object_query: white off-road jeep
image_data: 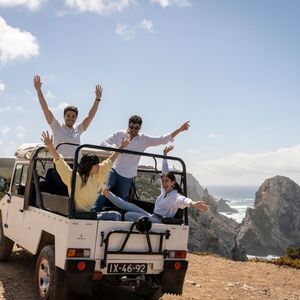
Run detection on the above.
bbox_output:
[0,143,190,300]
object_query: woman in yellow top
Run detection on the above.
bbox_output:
[41,131,129,212]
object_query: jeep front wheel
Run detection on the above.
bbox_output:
[35,245,67,300]
[0,214,14,261]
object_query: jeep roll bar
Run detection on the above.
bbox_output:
[31,143,189,224]
[70,144,189,224]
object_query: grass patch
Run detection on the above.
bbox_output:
[250,248,300,269]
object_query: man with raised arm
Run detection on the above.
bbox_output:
[92,115,190,211]
[34,75,102,157]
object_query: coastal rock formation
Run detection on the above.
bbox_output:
[237,176,300,256]
[188,190,247,261]
[216,198,239,214]
[186,173,205,199]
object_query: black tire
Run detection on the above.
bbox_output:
[0,214,14,261]
[35,245,67,300]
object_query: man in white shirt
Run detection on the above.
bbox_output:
[34,75,103,195]
[34,75,102,157]
[92,115,190,212]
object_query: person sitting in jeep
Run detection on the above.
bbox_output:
[41,131,129,212]
[92,115,191,212]
[102,146,209,223]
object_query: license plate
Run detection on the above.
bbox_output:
[107,263,148,274]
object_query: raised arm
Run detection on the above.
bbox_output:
[190,200,209,211]
[108,135,130,163]
[41,131,59,161]
[82,84,102,131]
[34,75,54,124]
[171,121,190,139]
[97,136,130,182]
[176,195,209,212]
[162,145,173,174]
[41,131,73,187]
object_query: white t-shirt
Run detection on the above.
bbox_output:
[50,118,84,158]
[101,130,174,178]
[154,189,193,218]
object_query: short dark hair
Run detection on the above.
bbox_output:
[128,115,143,126]
[64,106,78,117]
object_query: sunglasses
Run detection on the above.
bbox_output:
[128,124,141,131]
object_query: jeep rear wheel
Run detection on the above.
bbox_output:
[35,245,67,300]
[0,214,14,261]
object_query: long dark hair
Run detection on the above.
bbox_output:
[78,154,99,188]
[161,172,183,195]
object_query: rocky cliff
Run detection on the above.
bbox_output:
[237,176,300,256]
[216,199,239,213]
[188,189,246,261]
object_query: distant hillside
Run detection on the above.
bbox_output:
[0,158,15,179]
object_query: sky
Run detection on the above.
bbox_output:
[1,0,300,187]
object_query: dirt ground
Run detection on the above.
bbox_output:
[0,249,299,300]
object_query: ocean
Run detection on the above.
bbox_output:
[206,185,258,223]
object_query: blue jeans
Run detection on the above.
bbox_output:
[97,211,122,221]
[106,192,162,224]
[91,169,132,212]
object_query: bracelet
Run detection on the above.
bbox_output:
[95,98,101,102]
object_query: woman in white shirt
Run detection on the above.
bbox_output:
[102,146,208,223]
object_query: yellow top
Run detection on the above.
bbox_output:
[54,156,112,211]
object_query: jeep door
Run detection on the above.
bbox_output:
[5,163,28,242]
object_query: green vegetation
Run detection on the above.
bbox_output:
[252,248,300,269]
[271,248,300,269]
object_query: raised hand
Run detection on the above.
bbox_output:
[179,121,190,132]
[163,145,174,156]
[41,131,53,147]
[171,121,190,138]
[120,134,131,149]
[33,75,42,90]
[40,131,59,160]
[192,201,209,212]
[95,84,103,100]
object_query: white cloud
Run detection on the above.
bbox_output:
[0,139,2,145]
[116,19,154,40]
[16,126,27,141]
[45,90,56,100]
[0,0,45,10]
[0,16,39,64]
[0,106,24,113]
[190,145,300,185]
[16,126,26,132]
[151,0,191,8]
[208,133,219,139]
[50,102,70,113]
[1,126,11,137]
[64,0,134,15]
[187,148,200,154]
[0,81,5,93]
[0,105,11,113]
